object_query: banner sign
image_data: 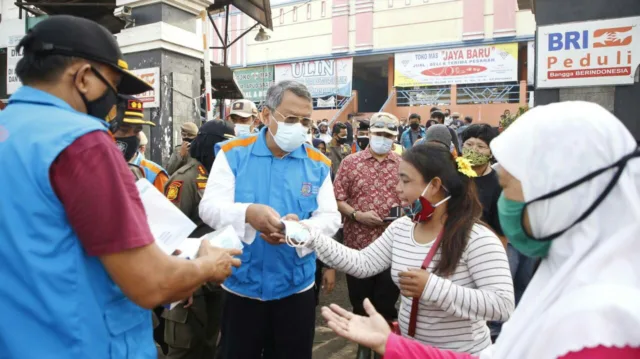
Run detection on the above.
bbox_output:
[316,96,336,108]
[7,46,24,95]
[537,16,640,88]
[130,67,160,108]
[394,43,518,87]
[233,66,274,102]
[274,58,353,98]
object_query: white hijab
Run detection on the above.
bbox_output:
[482,101,640,359]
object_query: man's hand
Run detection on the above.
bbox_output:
[323,269,336,294]
[398,268,430,298]
[247,204,285,245]
[196,240,242,283]
[261,213,299,245]
[356,211,384,227]
[183,295,194,308]
[179,141,190,157]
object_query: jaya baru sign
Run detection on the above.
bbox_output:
[233,66,274,102]
[537,16,640,88]
[394,43,518,87]
[274,58,353,98]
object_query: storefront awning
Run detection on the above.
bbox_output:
[207,0,272,30]
[210,63,243,100]
[14,0,124,33]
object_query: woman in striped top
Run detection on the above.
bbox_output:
[303,143,514,354]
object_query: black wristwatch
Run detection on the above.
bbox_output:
[350,210,358,221]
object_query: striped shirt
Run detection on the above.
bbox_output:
[310,217,514,354]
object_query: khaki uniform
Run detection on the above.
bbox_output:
[163,157,224,359]
[166,145,190,176]
[326,142,352,177]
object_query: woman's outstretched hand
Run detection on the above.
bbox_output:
[321,298,391,355]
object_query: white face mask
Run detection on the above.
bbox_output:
[370,135,393,154]
[235,124,252,137]
[269,115,308,153]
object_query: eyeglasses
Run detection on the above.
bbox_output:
[272,109,312,127]
[370,121,398,132]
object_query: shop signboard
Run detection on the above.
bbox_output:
[537,16,640,88]
[394,43,518,87]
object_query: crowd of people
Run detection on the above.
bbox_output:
[1,14,639,359]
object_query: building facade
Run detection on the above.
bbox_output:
[209,0,536,125]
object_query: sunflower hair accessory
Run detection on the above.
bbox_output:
[456,157,477,178]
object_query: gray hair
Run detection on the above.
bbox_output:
[265,80,312,110]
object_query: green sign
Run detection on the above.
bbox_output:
[233,66,274,102]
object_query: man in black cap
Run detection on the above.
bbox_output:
[163,120,236,359]
[0,15,241,359]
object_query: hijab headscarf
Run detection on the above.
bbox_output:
[483,101,640,359]
[190,120,235,172]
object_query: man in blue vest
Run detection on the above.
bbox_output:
[200,80,341,359]
[0,15,241,359]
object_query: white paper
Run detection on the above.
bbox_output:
[170,226,243,309]
[136,179,196,255]
[176,225,243,260]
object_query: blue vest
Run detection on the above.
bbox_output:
[0,87,155,358]
[215,129,330,300]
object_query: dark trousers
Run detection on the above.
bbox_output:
[346,268,399,321]
[218,289,316,359]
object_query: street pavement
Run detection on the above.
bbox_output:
[312,271,358,359]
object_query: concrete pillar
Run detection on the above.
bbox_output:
[115,0,211,166]
[519,81,527,105]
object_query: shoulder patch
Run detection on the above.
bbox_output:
[166,181,183,203]
[196,181,207,190]
[197,165,207,177]
[305,146,331,167]
[220,136,258,153]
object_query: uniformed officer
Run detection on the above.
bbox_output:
[227,99,258,136]
[162,120,236,359]
[126,109,170,192]
[199,80,341,359]
[111,94,155,180]
[167,122,199,175]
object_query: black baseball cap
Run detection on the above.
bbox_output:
[17,15,152,95]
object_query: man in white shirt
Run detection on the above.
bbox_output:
[199,80,341,359]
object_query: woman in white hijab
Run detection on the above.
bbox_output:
[320,101,640,359]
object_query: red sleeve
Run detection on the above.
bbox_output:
[559,346,640,359]
[333,156,352,202]
[50,131,155,256]
[384,334,478,359]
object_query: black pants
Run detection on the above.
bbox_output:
[218,289,316,359]
[346,268,399,321]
